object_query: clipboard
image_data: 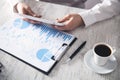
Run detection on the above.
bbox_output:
[0,17,77,75]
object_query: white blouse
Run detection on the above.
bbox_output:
[9,0,120,27]
[79,0,120,27]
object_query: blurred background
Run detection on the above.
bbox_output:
[38,0,101,9]
[0,0,101,25]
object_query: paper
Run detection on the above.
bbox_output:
[0,18,76,73]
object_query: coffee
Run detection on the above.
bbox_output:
[94,44,111,57]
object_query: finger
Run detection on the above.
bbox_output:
[33,14,41,18]
[17,8,25,14]
[23,18,35,23]
[27,7,36,16]
[23,18,41,24]
[57,14,71,23]
[54,22,68,30]
[27,7,41,17]
[54,18,74,31]
[23,18,32,22]
[30,20,41,24]
[54,25,70,31]
[27,8,42,19]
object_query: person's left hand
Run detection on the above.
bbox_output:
[14,2,41,24]
[54,13,84,31]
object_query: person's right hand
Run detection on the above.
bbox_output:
[14,2,41,24]
[54,13,84,31]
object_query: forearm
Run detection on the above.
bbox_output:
[79,0,120,27]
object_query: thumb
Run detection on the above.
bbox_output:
[27,7,36,16]
[57,14,71,23]
[27,8,41,18]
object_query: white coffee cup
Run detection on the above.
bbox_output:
[93,42,116,66]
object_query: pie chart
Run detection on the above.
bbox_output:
[13,18,30,29]
[36,49,53,62]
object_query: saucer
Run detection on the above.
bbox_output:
[84,50,117,74]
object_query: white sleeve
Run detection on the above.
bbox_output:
[6,0,25,13]
[7,0,24,7]
[79,0,120,27]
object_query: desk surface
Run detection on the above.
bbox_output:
[0,0,120,80]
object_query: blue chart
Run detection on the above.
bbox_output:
[0,18,76,73]
[36,49,53,62]
[35,24,73,41]
[13,18,74,41]
[13,18,30,29]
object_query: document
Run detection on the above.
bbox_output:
[0,17,76,74]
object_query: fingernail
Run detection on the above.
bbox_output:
[33,14,37,17]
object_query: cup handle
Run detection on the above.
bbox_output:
[112,47,116,53]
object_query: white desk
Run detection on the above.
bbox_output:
[0,0,120,80]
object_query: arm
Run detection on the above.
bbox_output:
[79,0,120,27]
[55,0,120,31]
[8,0,41,24]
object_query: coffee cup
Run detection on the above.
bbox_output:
[93,42,116,66]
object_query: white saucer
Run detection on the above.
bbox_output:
[84,50,117,74]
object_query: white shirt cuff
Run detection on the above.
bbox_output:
[78,10,97,27]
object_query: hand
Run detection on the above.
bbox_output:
[54,13,84,31]
[14,2,41,24]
